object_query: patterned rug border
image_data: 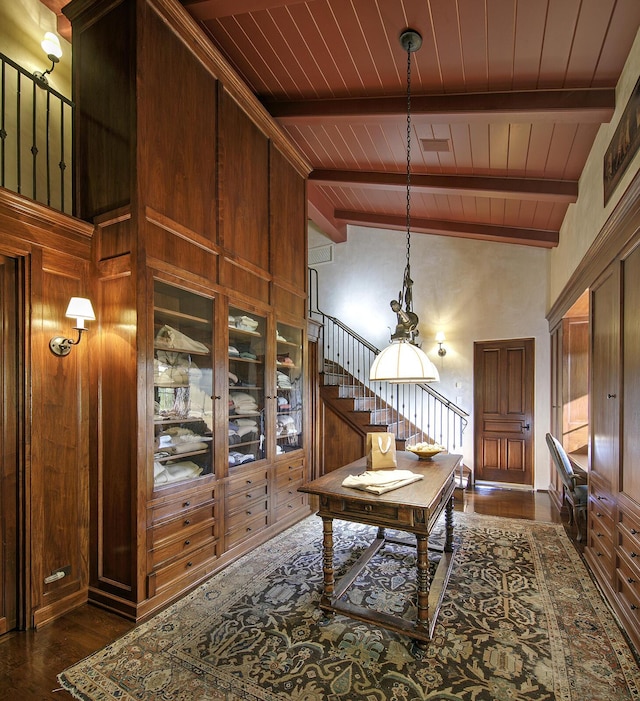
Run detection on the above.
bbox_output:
[58,511,640,701]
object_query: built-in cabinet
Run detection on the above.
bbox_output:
[64,0,311,621]
[548,171,640,654]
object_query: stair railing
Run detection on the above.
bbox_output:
[0,52,74,214]
[309,268,468,454]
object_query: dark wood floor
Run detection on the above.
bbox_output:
[1,486,571,700]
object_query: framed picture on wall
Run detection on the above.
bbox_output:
[604,75,640,206]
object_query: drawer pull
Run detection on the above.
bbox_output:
[364,505,372,512]
[597,496,605,501]
[628,577,636,584]
[246,493,253,498]
[597,552,602,557]
[184,519,191,525]
[183,501,191,507]
[246,480,252,485]
[632,529,638,535]
[631,552,638,558]
[596,512,602,517]
[184,540,190,546]
[246,527,252,532]
[187,561,193,567]
[597,532,603,538]
[607,393,617,399]
[246,510,252,515]
[632,604,638,611]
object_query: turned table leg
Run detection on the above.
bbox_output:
[444,495,454,553]
[414,533,430,649]
[321,516,335,606]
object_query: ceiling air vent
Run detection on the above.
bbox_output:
[308,244,334,266]
[420,138,451,153]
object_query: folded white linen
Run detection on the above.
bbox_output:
[341,469,423,495]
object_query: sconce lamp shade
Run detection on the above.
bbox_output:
[66,297,95,328]
[41,32,62,61]
[370,339,440,383]
[435,331,446,343]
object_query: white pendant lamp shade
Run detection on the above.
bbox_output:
[370,339,440,383]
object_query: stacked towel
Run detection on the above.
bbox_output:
[341,470,423,495]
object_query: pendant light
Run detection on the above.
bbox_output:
[369,29,439,384]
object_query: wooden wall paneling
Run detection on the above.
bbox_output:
[562,316,589,453]
[0,255,19,634]
[589,263,620,495]
[69,0,133,221]
[621,241,640,504]
[140,7,218,242]
[92,266,139,604]
[32,251,91,627]
[219,255,270,304]
[143,210,219,286]
[219,91,269,271]
[321,404,365,474]
[269,145,308,295]
[549,323,562,500]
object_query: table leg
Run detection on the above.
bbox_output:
[321,517,334,606]
[444,495,454,553]
[415,533,430,649]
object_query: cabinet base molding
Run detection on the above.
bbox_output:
[32,589,89,629]
[89,508,312,623]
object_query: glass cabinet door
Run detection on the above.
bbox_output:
[275,321,303,454]
[228,306,266,467]
[153,280,214,488]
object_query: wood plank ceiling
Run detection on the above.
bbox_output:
[49,0,640,247]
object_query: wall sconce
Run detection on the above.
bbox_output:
[49,297,96,357]
[33,32,63,86]
[436,331,447,357]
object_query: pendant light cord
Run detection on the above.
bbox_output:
[403,35,414,315]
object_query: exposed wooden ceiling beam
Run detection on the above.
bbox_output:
[307,183,347,243]
[181,0,307,21]
[265,88,615,124]
[311,170,578,203]
[334,210,559,248]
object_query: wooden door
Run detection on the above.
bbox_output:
[474,338,535,486]
[0,255,18,634]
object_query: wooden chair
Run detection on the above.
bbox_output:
[546,433,588,541]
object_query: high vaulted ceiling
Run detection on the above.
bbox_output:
[47,0,640,247]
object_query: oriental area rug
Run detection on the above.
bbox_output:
[58,512,640,701]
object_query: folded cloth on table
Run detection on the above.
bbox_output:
[341,469,423,495]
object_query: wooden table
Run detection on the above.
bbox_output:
[298,451,461,652]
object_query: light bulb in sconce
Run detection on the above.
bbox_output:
[33,32,63,86]
[435,331,447,357]
[49,297,96,356]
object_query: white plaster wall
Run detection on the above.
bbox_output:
[310,226,551,490]
[549,27,640,305]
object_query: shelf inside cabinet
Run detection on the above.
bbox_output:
[228,325,261,338]
[155,306,210,326]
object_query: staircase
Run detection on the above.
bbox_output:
[310,269,471,489]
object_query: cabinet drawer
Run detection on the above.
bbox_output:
[589,474,615,519]
[227,470,269,496]
[276,465,304,491]
[618,525,640,563]
[589,493,615,533]
[151,503,216,547]
[277,479,303,505]
[276,493,307,521]
[226,511,269,548]
[226,498,269,530]
[150,488,216,525]
[276,458,304,479]
[226,481,269,513]
[150,524,217,568]
[151,541,219,594]
[616,562,640,631]
[619,508,640,543]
